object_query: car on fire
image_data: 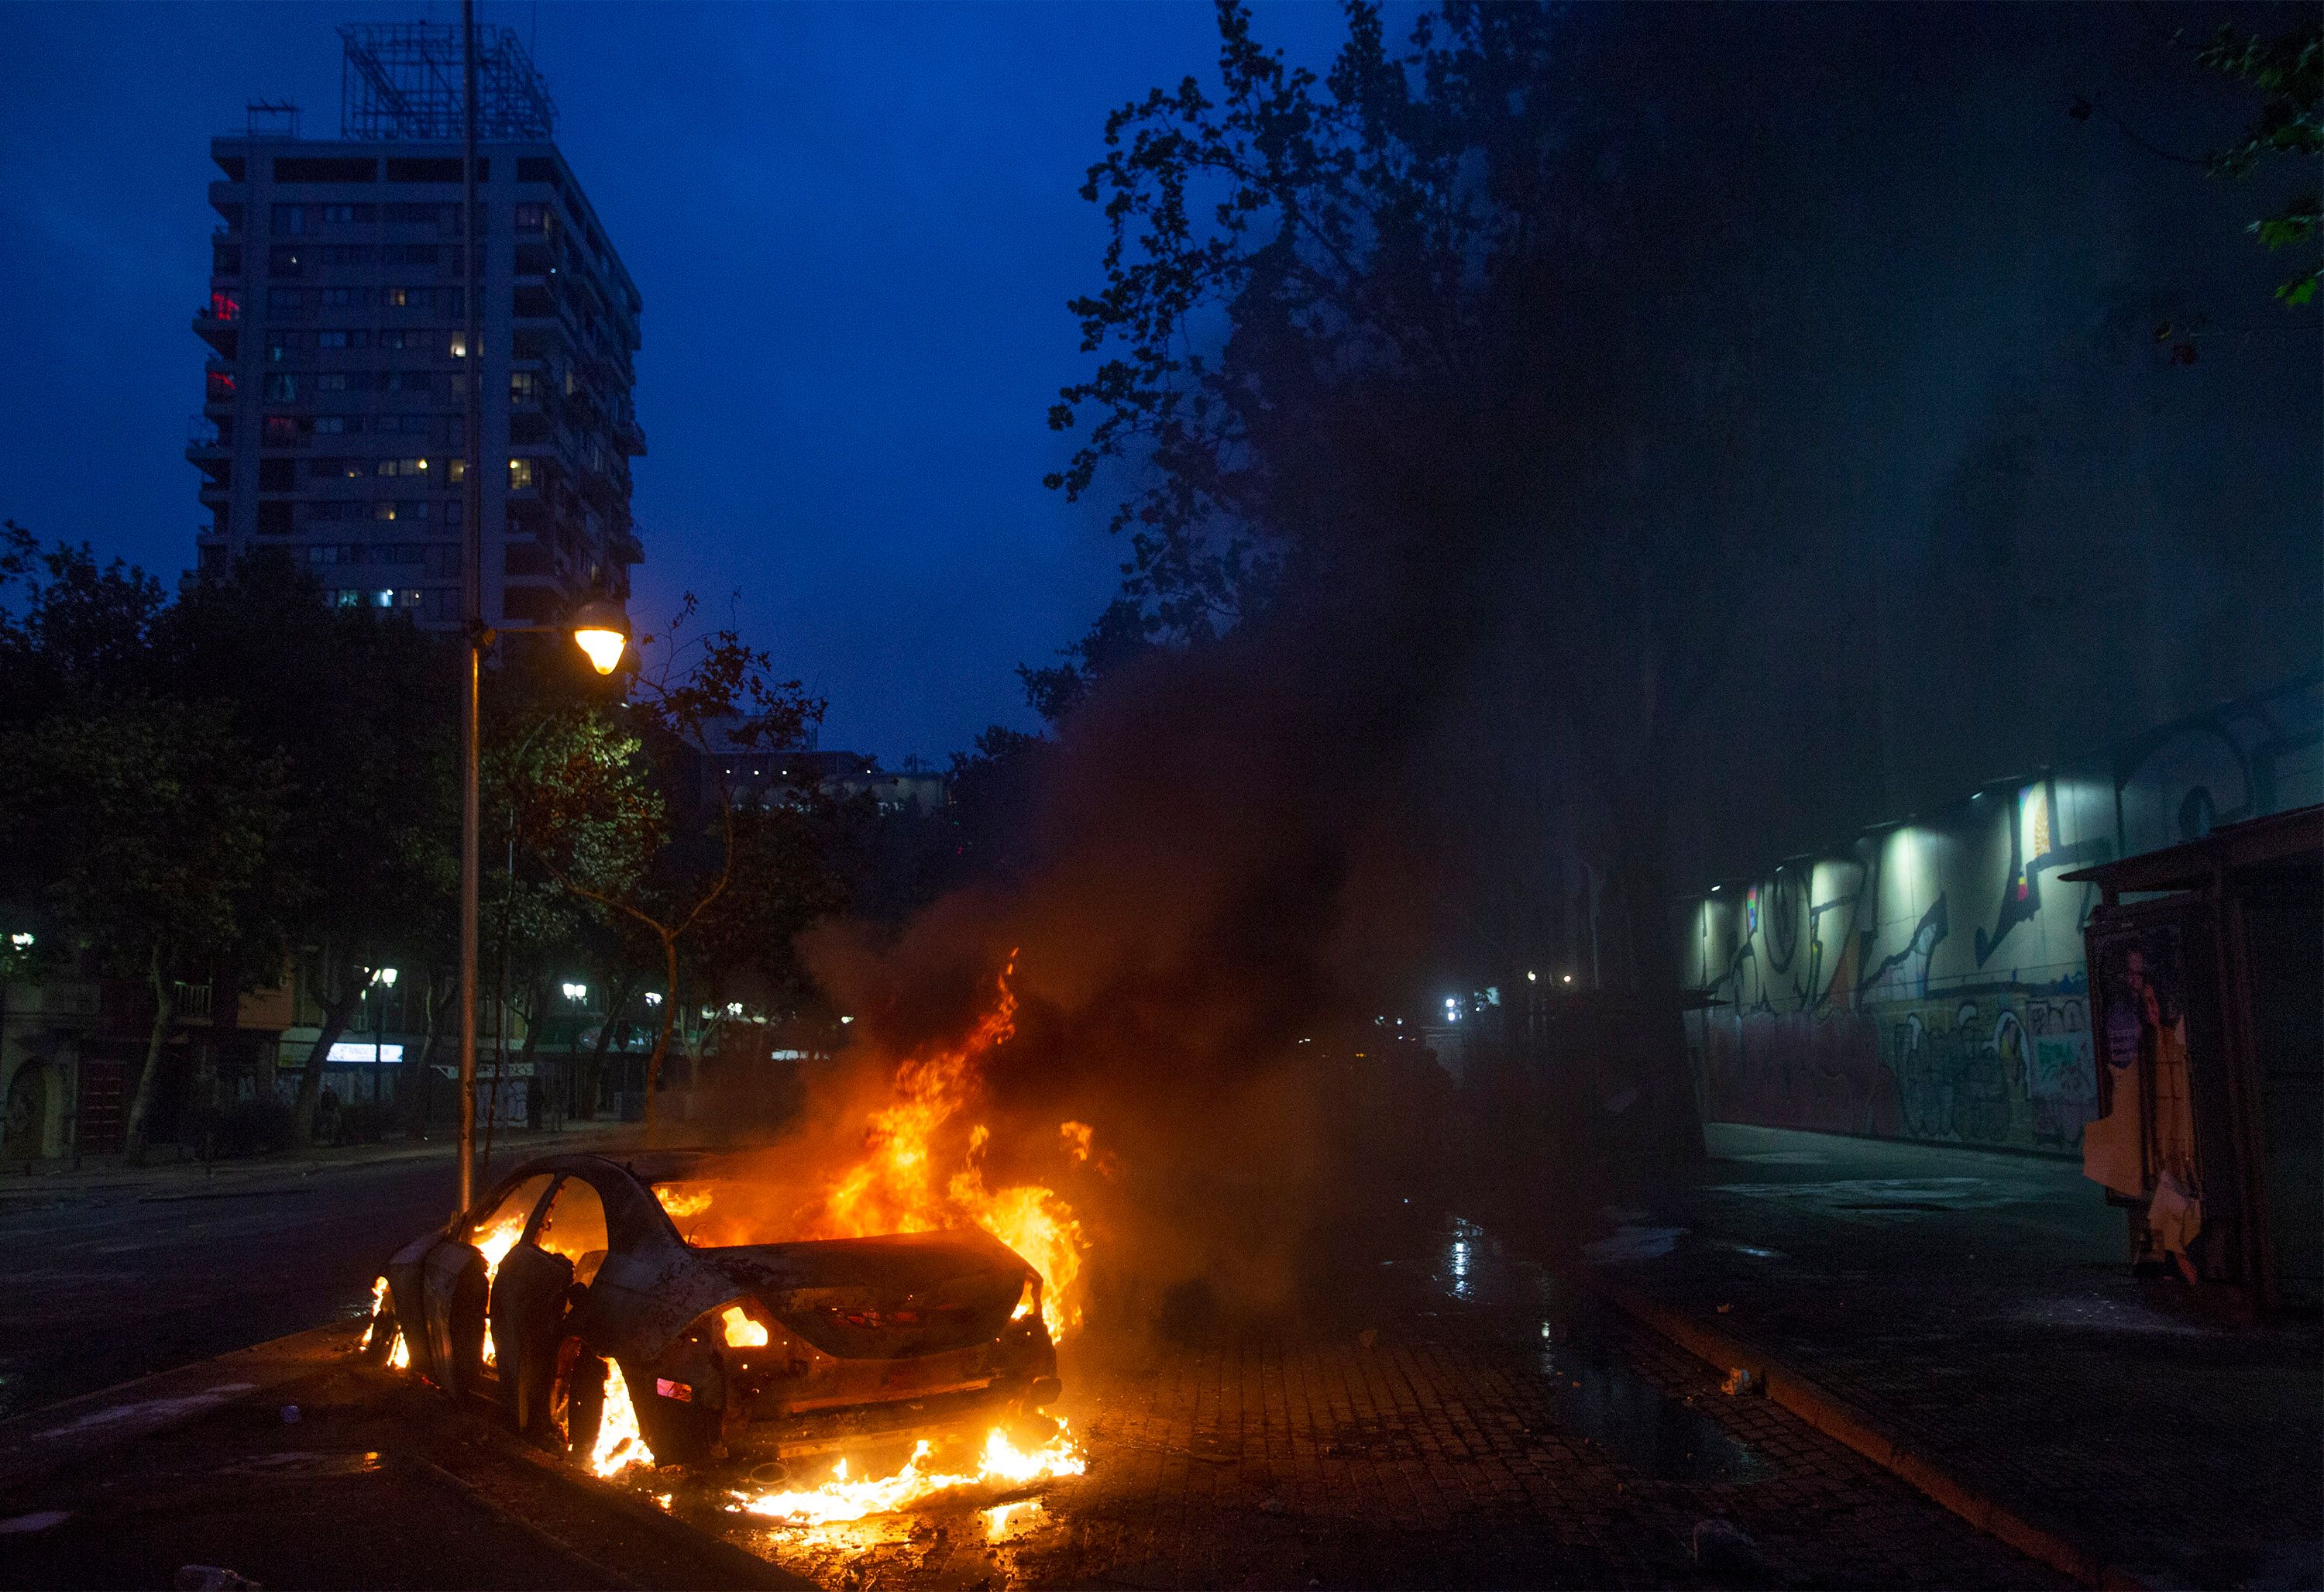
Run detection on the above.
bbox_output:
[363,1149,1061,1469]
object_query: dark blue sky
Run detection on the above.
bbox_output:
[0,2,1350,763]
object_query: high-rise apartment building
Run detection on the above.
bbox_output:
[190,23,643,627]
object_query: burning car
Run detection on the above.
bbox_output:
[363,1148,1062,1472]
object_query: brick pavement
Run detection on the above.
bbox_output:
[688,1219,2058,1590]
[1590,1124,2324,1590]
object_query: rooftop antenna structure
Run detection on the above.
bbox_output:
[338,20,555,142]
[246,100,302,138]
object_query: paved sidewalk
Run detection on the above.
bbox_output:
[0,1117,638,1207]
[1590,1123,2324,1590]
[675,1209,2057,1590]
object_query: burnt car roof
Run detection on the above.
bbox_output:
[483,1147,775,1191]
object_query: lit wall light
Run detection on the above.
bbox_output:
[643,992,663,1006]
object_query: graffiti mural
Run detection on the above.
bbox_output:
[1684,674,2320,1157]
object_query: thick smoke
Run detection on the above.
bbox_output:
[748,4,2317,1329]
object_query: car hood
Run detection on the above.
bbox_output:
[706,1229,1032,1360]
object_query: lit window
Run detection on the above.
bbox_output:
[508,458,535,490]
[261,373,295,402]
[374,502,397,521]
[445,458,466,482]
[334,588,361,608]
[509,371,538,401]
[383,287,410,308]
[449,333,467,359]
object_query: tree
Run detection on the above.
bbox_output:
[1044,0,1773,1164]
[511,599,822,1135]
[163,553,459,1149]
[0,703,283,1161]
[2200,19,2322,307]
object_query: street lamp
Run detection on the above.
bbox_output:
[569,598,631,677]
[456,601,631,1210]
[452,3,634,1209]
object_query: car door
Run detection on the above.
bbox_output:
[493,1171,610,1434]
[423,1171,553,1402]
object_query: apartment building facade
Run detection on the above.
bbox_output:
[189,25,643,627]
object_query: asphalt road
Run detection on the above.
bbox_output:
[0,1152,470,1421]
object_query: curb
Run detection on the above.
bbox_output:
[0,1318,364,1492]
[1597,1282,2148,1590]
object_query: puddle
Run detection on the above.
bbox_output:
[212,1449,386,1479]
[1535,1326,1768,1483]
[1583,1223,1687,1262]
[0,1511,71,1534]
[1425,1219,1769,1484]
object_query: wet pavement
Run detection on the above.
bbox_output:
[633,1209,2054,1590]
[1597,1123,2324,1591]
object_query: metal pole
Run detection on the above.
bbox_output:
[457,0,483,1215]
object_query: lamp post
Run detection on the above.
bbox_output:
[455,5,634,1214]
[454,602,627,1212]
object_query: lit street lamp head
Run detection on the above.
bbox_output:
[569,598,631,676]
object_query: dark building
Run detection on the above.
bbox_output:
[189,23,643,626]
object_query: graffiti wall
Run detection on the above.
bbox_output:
[1681,676,2322,1155]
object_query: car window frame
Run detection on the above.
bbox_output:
[531,1171,611,1264]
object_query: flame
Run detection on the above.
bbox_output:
[799,959,1092,1339]
[590,1360,654,1477]
[387,1329,410,1370]
[737,1418,1086,1525]
[1060,1122,1093,1163]
[655,1186,715,1220]
[360,1275,388,1350]
[473,1207,529,1370]
[720,1305,769,1348]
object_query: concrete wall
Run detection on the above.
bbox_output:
[1680,675,2323,1156]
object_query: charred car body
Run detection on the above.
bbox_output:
[366,1150,1061,1466]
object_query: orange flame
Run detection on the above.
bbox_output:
[473,1207,530,1370]
[735,1418,1086,1525]
[798,958,1093,1339]
[590,1360,653,1477]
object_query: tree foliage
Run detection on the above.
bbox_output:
[2200,18,2323,306]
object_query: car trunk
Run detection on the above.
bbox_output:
[703,1228,1029,1360]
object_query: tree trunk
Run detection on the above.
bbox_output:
[642,937,678,1138]
[409,970,448,1136]
[124,946,177,1166]
[290,956,362,1151]
[574,972,637,1122]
